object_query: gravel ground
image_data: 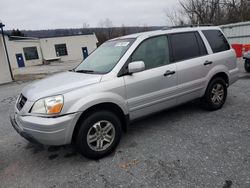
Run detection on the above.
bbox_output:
[0,68,249,188]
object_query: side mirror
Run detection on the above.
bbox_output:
[128,61,145,74]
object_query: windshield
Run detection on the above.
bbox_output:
[75,39,134,74]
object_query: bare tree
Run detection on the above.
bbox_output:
[103,18,113,28]
[179,0,224,25]
[82,22,90,28]
[224,0,250,23]
[98,18,113,28]
[174,0,250,26]
[121,24,127,36]
[10,29,25,36]
[165,7,187,26]
[98,18,114,39]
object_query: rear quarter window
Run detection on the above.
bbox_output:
[202,30,230,53]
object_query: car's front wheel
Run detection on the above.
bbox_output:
[201,77,227,111]
[76,110,122,159]
[245,59,250,73]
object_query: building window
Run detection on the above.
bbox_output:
[55,44,68,56]
[23,47,39,60]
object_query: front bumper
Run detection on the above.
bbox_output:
[10,112,81,145]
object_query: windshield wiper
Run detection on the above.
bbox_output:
[74,69,106,74]
[75,69,95,73]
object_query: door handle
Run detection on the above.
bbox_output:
[164,70,176,77]
[204,60,213,66]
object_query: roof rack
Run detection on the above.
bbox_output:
[162,24,213,30]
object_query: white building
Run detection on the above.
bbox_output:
[6,36,43,69]
[0,34,12,84]
[40,34,97,62]
[0,32,97,84]
[3,33,98,69]
[221,21,250,44]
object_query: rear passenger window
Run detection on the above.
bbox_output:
[131,36,170,70]
[170,32,205,62]
[202,30,230,53]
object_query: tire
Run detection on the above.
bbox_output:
[201,77,227,111]
[76,110,122,159]
[245,59,250,73]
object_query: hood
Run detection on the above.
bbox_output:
[22,71,102,101]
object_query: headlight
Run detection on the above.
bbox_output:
[31,95,64,115]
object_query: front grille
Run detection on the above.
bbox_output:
[16,94,27,111]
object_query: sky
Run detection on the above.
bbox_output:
[0,0,178,30]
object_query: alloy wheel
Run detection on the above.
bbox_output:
[87,120,116,152]
[210,83,225,105]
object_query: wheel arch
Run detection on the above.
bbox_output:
[71,102,129,143]
[201,70,229,97]
[209,72,229,86]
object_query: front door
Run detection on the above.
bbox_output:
[82,47,89,59]
[124,35,178,120]
[16,54,25,67]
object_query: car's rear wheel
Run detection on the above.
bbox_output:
[76,110,122,159]
[201,77,227,111]
[245,59,250,73]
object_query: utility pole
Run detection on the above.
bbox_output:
[0,21,14,81]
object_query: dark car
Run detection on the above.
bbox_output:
[243,52,250,72]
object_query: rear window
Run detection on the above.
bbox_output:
[170,32,206,62]
[202,30,230,53]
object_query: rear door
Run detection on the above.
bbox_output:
[124,35,178,120]
[169,31,210,104]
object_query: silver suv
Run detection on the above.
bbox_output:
[11,27,239,159]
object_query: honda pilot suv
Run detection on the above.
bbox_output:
[11,27,239,159]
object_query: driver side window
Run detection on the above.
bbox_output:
[131,35,170,70]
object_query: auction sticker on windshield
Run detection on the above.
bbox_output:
[115,42,130,47]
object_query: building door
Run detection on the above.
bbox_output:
[16,54,25,67]
[82,47,89,59]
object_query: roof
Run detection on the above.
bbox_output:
[220,21,250,28]
[38,32,96,39]
[0,32,9,36]
[3,33,96,41]
[115,26,221,40]
[8,36,39,41]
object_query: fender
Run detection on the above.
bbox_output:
[65,92,128,115]
[202,64,229,94]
